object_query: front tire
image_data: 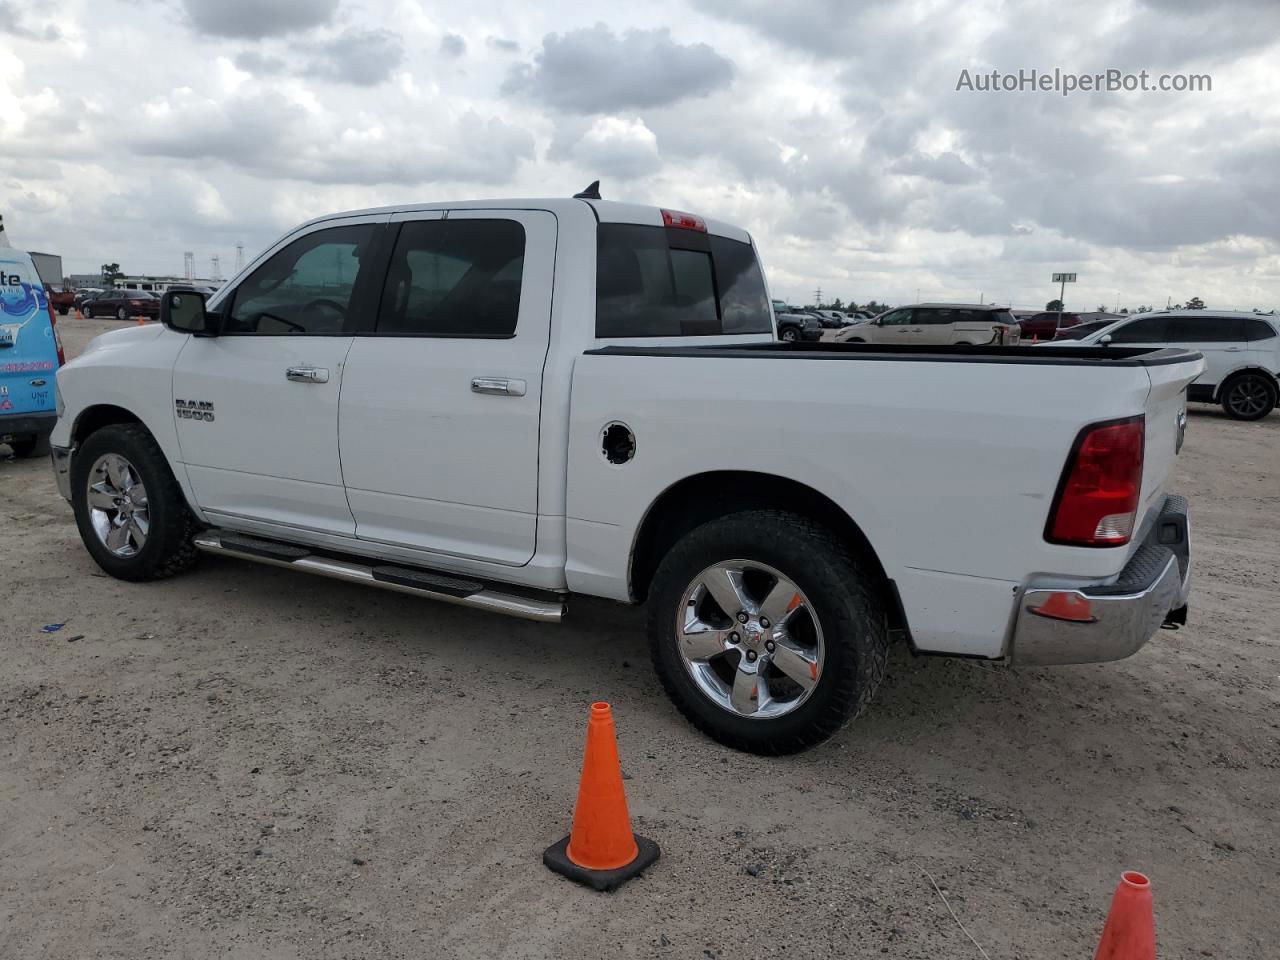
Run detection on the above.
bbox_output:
[780,327,799,343]
[116,306,127,321]
[71,424,199,581]
[1220,372,1277,421]
[647,510,889,754]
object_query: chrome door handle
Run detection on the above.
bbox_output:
[471,377,526,397]
[286,366,329,383]
[1225,347,1243,352]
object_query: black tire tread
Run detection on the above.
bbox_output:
[647,509,889,755]
[73,423,199,581]
[1219,372,1277,421]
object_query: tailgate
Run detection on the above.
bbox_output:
[1137,353,1204,536]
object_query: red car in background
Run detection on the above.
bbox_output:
[1019,311,1081,342]
[83,289,161,320]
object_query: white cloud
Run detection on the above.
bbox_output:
[0,0,1276,311]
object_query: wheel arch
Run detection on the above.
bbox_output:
[71,403,145,446]
[1213,365,1278,401]
[628,470,908,636]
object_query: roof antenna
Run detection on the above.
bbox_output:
[573,180,601,200]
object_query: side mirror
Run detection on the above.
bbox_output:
[162,291,218,336]
[1099,333,1113,346]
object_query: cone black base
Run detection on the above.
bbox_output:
[543,834,660,892]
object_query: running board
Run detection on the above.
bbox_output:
[192,531,565,623]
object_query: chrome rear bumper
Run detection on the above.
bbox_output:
[1011,495,1191,665]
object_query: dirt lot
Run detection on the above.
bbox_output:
[2,314,1277,959]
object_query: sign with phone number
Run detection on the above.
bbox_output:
[0,360,55,373]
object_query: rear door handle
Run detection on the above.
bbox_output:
[471,377,526,397]
[286,366,329,383]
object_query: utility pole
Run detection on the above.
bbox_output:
[234,243,245,273]
[813,286,822,307]
[211,255,222,282]
[183,251,194,281]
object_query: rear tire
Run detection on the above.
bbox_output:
[8,434,49,458]
[1220,372,1277,421]
[71,424,199,581]
[647,509,889,754]
[57,305,69,316]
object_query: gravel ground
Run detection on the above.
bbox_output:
[2,314,1277,959]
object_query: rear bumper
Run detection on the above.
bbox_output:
[1,411,56,442]
[1011,495,1191,665]
[51,442,73,501]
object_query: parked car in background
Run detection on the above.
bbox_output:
[1050,318,1121,341]
[1,247,65,457]
[775,309,823,342]
[75,289,109,312]
[84,289,161,321]
[45,286,76,316]
[1020,311,1081,342]
[835,303,1021,346]
[1040,310,1280,420]
[814,309,855,329]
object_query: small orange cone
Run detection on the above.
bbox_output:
[1094,871,1157,960]
[543,702,659,891]
[1029,591,1097,623]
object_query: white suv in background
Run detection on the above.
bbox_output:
[835,303,1020,346]
[1042,310,1280,420]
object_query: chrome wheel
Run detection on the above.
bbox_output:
[1225,376,1272,418]
[86,453,149,557]
[676,560,824,720]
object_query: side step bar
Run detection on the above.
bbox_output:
[193,531,566,623]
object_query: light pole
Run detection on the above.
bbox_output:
[1052,272,1077,328]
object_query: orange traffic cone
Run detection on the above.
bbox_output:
[543,702,660,891]
[1094,871,1157,960]
[1028,591,1097,623]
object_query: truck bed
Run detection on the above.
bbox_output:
[567,339,1204,658]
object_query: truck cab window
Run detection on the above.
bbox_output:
[225,224,376,335]
[377,219,525,337]
[595,224,770,337]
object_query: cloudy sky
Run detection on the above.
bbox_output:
[2,0,1279,310]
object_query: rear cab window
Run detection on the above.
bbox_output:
[595,223,772,338]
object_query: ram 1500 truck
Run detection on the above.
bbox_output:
[49,196,1204,754]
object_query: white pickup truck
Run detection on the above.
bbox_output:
[50,194,1202,754]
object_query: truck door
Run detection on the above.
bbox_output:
[171,216,387,536]
[338,208,556,566]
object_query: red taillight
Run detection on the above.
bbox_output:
[48,303,66,366]
[1046,416,1145,546]
[661,208,707,232]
